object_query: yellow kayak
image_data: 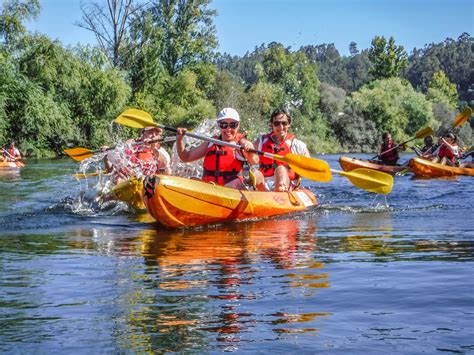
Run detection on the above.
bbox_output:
[409,157,474,177]
[143,175,318,228]
[111,178,146,210]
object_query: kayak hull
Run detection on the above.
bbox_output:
[143,175,318,228]
[0,161,24,169]
[111,178,146,210]
[409,157,474,177]
[339,156,405,175]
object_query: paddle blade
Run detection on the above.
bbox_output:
[115,109,157,129]
[452,107,472,128]
[280,153,332,182]
[337,168,394,194]
[64,147,93,162]
[415,126,433,139]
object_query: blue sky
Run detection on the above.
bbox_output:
[26,0,473,56]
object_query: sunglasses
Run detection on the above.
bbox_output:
[272,120,289,127]
[219,121,239,129]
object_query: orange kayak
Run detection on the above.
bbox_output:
[0,161,24,169]
[339,156,406,175]
[143,175,318,228]
[409,157,474,177]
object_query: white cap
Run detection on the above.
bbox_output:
[216,107,240,122]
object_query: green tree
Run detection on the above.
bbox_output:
[368,36,408,79]
[405,33,473,105]
[349,77,436,150]
[426,70,458,108]
[0,0,40,46]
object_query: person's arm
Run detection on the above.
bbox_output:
[176,128,208,162]
[239,138,258,164]
[440,138,458,154]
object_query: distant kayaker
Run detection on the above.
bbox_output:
[252,108,310,192]
[176,107,256,189]
[420,136,438,156]
[378,132,403,166]
[2,142,22,162]
[430,133,460,166]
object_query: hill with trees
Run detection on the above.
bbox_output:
[0,0,472,156]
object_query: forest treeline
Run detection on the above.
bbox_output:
[0,0,472,157]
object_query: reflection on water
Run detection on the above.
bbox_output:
[1,156,473,353]
[88,218,330,352]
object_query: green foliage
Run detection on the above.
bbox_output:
[368,36,408,79]
[432,102,473,147]
[405,33,473,105]
[426,70,459,108]
[258,43,326,143]
[349,78,436,150]
[331,104,378,152]
[0,35,130,155]
[0,0,40,46]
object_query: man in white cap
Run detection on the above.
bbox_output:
[176,107,256,189]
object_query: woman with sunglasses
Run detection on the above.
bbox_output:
[176,107,256,189]
[252,108,310,192]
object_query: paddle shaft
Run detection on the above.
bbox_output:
[69,137,175,158]
[371,137,417,160]
[168,125,281,160]
[1,147,18,160]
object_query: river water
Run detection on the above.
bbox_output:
[0,154,473,353]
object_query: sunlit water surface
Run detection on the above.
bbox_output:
[0,154,473,353]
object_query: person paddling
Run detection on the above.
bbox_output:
[251,108,310,192]
[103,127,171,183]
[377,132,404,166]
[419,136,438,156]
[430,133,460,166]
[175,107,256,190]
[2,142,22,162]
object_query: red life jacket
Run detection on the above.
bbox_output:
[258,133,297,180]
[438,143,459,164]
[202,133,245,185]
[7,148,19,158]
[123,145,161,177]
[380,140,399,163]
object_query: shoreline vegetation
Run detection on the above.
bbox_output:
[0,1,472,157]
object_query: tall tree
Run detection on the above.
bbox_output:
[405,33,473,105]
[126,0,217,95]
[76,0,137,67]
[368,36,408,80]
[426,70,458,108]
[0,0,40,46]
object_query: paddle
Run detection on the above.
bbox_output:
[452,107,472,128]
[371,126,433,160]
[73,171,109,179]
[335,168,393,195]
[1,148,26,167]
[64,137,176,162]
[115,109,394,194]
